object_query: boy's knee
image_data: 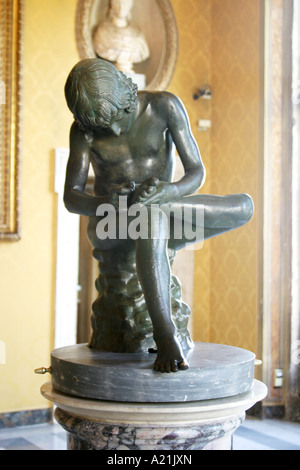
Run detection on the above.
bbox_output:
[239,193,254,224]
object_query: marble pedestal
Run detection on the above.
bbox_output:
[50,342,256,402]
[40,342,267,450]
[42,380,267,450]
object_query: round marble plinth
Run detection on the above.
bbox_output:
[41,380,267,450]
[51,342,256,402]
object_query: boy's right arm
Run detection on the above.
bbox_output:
[63,122,108,216]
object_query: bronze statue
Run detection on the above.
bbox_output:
[64,58,253,373]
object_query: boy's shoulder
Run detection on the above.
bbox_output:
[138,90,182,112]
[138,90,178,102]
[70,120,94,145]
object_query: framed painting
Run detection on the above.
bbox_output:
[75,0,178,90]
[0,0,23,240]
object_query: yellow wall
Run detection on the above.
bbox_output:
[171,0,261,353]
[168,0,212,341]
[208,0,261,352]
[0,0,261,413]
[0,0,77,413]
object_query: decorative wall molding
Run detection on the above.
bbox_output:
[0,0,23,239]
[54,148,80,348]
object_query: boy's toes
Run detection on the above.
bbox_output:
[148,176,159,186]
[154,358,188,373]
[178,361,189,371]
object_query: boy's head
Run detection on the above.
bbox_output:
[65,58,138,130]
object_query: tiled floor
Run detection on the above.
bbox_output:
[233,417,300,450]
[0,417,299,450]
[0,421,66,450]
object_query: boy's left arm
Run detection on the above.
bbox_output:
[135,93,206,206]
[166,93,206,197]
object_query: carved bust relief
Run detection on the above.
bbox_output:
[75,0,178,90]
[93,0,150,75]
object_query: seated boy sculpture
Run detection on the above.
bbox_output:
[64,58,253,373]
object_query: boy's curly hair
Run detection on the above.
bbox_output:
[65,58,138,130]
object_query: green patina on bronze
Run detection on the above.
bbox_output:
[64,58,253,373]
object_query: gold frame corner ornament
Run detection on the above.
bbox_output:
[0,0,23,240]
[75,0,178,91]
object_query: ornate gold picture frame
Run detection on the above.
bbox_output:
[76,0,178,91]
[0,0,23,240]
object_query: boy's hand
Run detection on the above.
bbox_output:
[109,181,135,208]
[131,177,178,206]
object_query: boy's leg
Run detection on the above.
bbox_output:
[135,206,188,372]
[164,193,253,250]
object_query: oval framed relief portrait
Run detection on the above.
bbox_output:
[75,0,178,90]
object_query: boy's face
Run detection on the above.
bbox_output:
[104,108,132,137]
[80,66,137,134]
